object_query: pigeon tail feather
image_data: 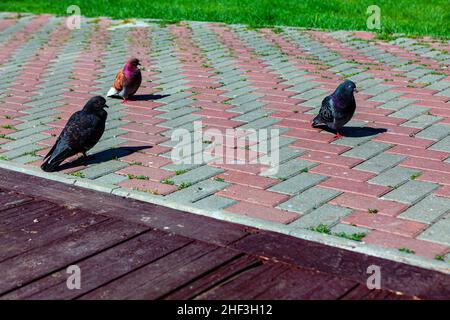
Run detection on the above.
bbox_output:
[106,87,119,97]
[311,114,323,127]
[40,148,73,172]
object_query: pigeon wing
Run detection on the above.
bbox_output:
[126,70,142,97]
[41,112,83,170]
[312,95,334,126]
[319,96,334,123]
[112,70,127,92]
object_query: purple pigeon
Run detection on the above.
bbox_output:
[311,80,357,138]
[106,58,142,103]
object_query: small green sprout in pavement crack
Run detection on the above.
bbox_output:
[161,179,175,185]
[398,248,415,254]
[0,134,14,140]
[434,255,445,261]
[178,182,192,190]
[214,177,225,182]
[309,224,331,235]
[334,232,366,242]
[70,172,85,178]
[127,174,149,180]
[175,169,187,175]
[0,155,8,161]
[368,208,378,214]
[1,125,15,130]
[410,172,422,180]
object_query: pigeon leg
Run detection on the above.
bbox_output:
[334,131,344,139]
[121,99,129,104]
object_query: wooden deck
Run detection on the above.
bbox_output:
[0,168,448,300]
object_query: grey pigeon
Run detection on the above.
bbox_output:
[312,80,357,138]
[106,57,142,103]
[41,96,108,172]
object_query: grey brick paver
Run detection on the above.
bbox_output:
[165,179,229,203]
[417,215,450,246]
[268,172,327,195]
[429,136,450,153]
[354,153,406,174]
[289,204,353,228]
[382,180,439,205]
[399,195,450,224]
[171,165,224,185]
[191,195,236,210]
[368,167,420,188]
[341,141,391,159]
[277,187,341,214]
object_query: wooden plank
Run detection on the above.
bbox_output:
[80,242,242,299]
[0,200,58,223]
[0,168,251,246]
[197,262,291,300]
[232,231,450,299]
[3,230,193,299]
[253,267,357,300]
[341,284,413,300]
[0,207,108,262]
[0,218,149,295]
[164,254,261,300]
[0,189,33,211]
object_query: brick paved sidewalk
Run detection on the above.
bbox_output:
[0,13,449,269]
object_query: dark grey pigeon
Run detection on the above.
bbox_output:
[41,96,108,172]
[311,80,357,138]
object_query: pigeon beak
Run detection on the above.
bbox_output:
[105,104,109,108]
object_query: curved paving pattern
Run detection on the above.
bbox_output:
[0,13,450,269]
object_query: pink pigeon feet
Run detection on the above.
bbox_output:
[121,99,129,104]
[334,132,344,139]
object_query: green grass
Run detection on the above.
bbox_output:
[70,171,85,178]
[127,174,149,180]
[0,0,448,37]
[434,255,445,262]
[161,179,175,185]
[334,232,367,242]
[309,224,331,234]
[398,247,415,254]
[178,182,192,190]
[410,172,422,180]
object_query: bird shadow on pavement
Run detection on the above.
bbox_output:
[58,145,152,171]
[108,94,170,101]
[317,125,387,137]
[131,94,170,101]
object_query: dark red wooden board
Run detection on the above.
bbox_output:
[0,168,447,300]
